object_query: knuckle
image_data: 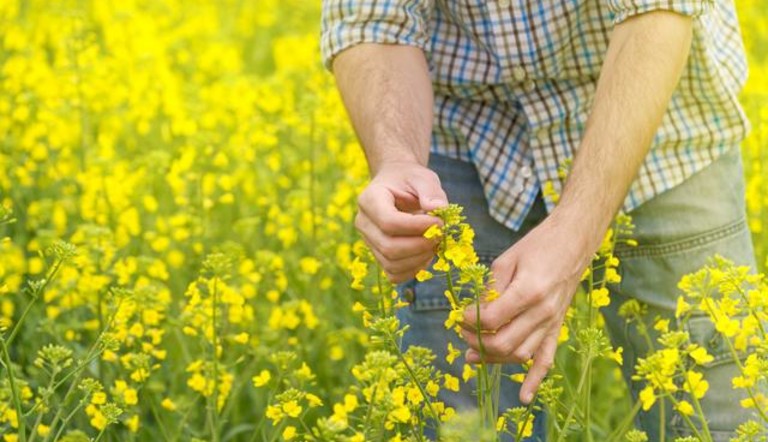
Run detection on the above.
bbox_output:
[479,307,499,329]
[540,299,558,318]
[419,168,440,183]
[485,337,507,355]
[378,243,396,260]
[353,212,365,231]
[356,190,371,208]
[490,259,505,275]
[378,219,397,236]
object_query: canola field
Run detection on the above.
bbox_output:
[0,1,766,441]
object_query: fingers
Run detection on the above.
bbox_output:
[464,329,557,405]
[355,166,447,280]
[356,212,437,260]
[462,279,543,333]
[519,331,558,404]
[372,249,434,283]
[462,311,548,363]
[358,184,441,237]
[406,171,448,212]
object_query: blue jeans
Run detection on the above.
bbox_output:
[396,147,756,441]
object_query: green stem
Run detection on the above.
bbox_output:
[1,338,26,442]
[605,399,642,442]
[515,391,538,441]
[209,277,221,442]
[49,399,87,442]
[27,367,59,442]
[7,260,63,346]
[555,351,594,442]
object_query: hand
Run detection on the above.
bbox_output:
[355,161,448,283]
[460,212,595,404]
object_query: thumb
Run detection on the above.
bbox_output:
[410,171,448,212]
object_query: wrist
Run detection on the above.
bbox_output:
[548,203,612,262]
[369,151,428,175]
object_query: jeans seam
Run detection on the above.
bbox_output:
[614,217,747,259]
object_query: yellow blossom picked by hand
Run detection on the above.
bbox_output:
[423,224,443,239]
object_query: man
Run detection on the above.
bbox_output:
[321,0,754,438]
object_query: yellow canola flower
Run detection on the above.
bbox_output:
[446,342,461,364]
[688,346,714,365]
[252,369,271,387]
[423,224,442,239]
[343,394,358,412]
[161,398,177,411]
[685,371,709,400]
[444,374,460,392]
[282,400,302,418]
[415,269,433,282]
[639,385,656,411]
[444,308,464,331]
[299,257,320,275]
[124,388,139,406]
[36,424,51,437]
[604,267,622,284]
[714,315,740,337]
[675,400,694,416]
[306,393,324,407]
[426,380,440,397]
[653,319,670,333]
[606,346,623,365]
[675,296,691,318]
[126,415,140,432]
[517,414,535,438]
[462,363,477,382]
[91,391,107,405]
[282,426,297,440]
[590,287,610,308]
[266,405,283,424]
[510,373,526,383]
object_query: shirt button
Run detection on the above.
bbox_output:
[532,127,547,142]
[512,182,525,195]
[523,80,535,92]
[403,287,415,303]
[512,66,526,81]
[520,166,532,178]
[498,0,511,7]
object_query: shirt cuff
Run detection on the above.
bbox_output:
[607,0,714,25]
[320,1,432,71]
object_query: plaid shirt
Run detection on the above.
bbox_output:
[321,0,750,230]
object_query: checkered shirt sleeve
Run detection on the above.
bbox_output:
[320,0,433,70]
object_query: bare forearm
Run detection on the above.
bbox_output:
[553,11,693,252]
[332,44,434,174]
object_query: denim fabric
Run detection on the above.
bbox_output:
[395,147,756,441]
